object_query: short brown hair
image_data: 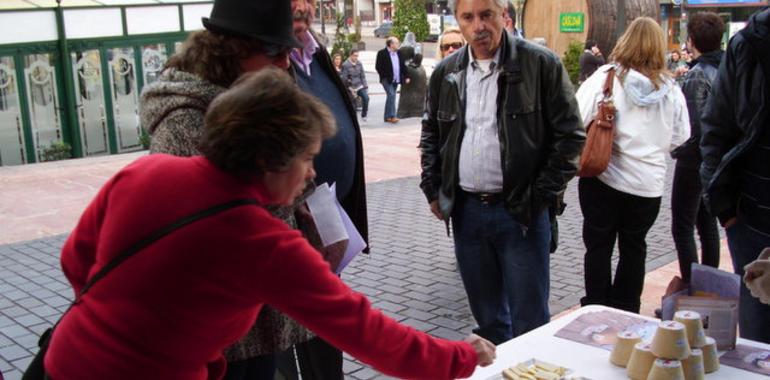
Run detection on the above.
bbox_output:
[687,12,725,54]
[611,17,670,89]
[165,30,264,88]
[199,68,336,181]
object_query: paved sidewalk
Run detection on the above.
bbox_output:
[0,118,731,379]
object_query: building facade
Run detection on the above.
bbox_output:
[0,1,208,166]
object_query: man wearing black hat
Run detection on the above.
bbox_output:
[141,2,323,380]
[284,0,369,379]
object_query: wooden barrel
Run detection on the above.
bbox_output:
[523,0,658,58]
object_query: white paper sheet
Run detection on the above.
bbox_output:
[305,183,347,247]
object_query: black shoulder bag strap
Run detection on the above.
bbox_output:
[23,198,260,380]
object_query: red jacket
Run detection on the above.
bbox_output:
[45,154,477,380]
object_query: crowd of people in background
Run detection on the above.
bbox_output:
[27,0,770,378]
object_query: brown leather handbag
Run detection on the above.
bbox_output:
[578,67,617,178]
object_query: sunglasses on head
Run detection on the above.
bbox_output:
[440,42,464,52]
[262,42,293,58]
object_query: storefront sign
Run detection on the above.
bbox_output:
[559,13,584,33]
[687,0,766,6]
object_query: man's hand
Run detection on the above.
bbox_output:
[744,248,770,304]
[405,78,411,84]
[674,65,689,78]
[724,217,738,229]
[429,200,444,220]
[464,334,496,367]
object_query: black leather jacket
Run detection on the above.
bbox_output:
[671,50,722,169]
[420,32,585,228]
[700,9,770,225]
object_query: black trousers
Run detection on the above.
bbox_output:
[579,177,661,313]
[224,354,276,380]
[671,163,720,283]
[275,336,343,380]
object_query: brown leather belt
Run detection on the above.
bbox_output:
[461,190,502,205]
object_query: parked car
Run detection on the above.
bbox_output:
[374,21,393,38]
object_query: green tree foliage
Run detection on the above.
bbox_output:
[392,0,429,42]
[563,40,583,86]
[331,13,352,58]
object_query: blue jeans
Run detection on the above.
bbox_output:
[725,220,770,343]
[356,88,369,118]
[451,194,551,344]
[381,80,398,120]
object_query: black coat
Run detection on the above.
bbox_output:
[700,8,770,226]
[292,31,369,251]
[671,50,722,169]
[420,32,585,228]
[375,47,407,84]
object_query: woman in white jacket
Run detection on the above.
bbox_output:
[575,17,690,313]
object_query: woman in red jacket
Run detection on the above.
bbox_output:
[43,68,494,380]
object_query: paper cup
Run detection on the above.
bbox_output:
[627,342,656,380]
[651,320,691,359]
[674,310,707,348]
[611,330,642,367]
[701,337,720,373]
[647,359,685,380]
[682,349,705,380]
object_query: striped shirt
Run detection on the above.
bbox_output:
[458,47,503,193]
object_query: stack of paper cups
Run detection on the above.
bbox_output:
[682,349,705,380]
[674,310,707,348]
[651,321,691,360]
[701,337,720,373]
[647,358,685,380]
[611,331,642,367]
[627,342,656,380]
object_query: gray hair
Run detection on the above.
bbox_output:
[449,0,507,14]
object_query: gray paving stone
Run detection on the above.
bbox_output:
[13,315,44,328]
[0,345,29,361]
[400,318,437,333]
[0,316,13,329]
[0,357,12,372]
[350,366,381,380]
[0,325,29,339]
[14,298,43,310]
[399,308,435,322]
[11,355,33,372]
[3,369,23,380]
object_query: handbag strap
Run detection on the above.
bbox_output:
[76,198,260,300]
[602,67,616,100]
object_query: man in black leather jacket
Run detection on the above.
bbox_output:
[419,0,584,344]
[700,7,770,344]
[670,11,723,285]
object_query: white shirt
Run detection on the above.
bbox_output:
[576,64,690,197]
[458,48,503,193]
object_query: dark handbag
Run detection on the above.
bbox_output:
[578,67,617,178]
[22,198,260,380]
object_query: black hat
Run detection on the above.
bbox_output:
[202,0,302,49]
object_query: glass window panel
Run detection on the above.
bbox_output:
[141,43,167,86]
[126,5,180,35]
[108,47,142,152]
[0,57,27,165]
[71,49,108,156]
[23,53,63,162]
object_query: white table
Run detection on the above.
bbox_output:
[468,305,770,379]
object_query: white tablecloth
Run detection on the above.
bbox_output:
[468,305,770,379]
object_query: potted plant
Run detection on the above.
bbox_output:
[40,141,72,162]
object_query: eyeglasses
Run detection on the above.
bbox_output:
[440,42,464,52]
[262,42,293,58]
